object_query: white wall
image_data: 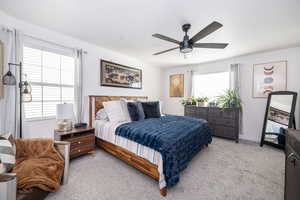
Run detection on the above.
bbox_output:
[0,10,161,138]
[161,47,300,142]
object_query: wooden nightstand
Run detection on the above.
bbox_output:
[55,127,95,159]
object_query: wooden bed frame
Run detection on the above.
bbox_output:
[89,96,167,196]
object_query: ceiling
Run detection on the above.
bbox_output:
[1,0,300,68]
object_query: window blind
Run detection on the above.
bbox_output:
[23,43,75,120]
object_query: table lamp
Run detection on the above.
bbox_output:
[56,103,74,131]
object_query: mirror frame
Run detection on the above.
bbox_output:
[260,91,297,149]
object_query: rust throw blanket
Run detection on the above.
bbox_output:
[12,139,64,192]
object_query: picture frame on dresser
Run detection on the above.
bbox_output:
[100,59,142,89]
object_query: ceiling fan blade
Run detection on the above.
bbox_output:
[153,47,179,55]
[152,34,181,44]
[193,43,228,49]
[190,21,223,43]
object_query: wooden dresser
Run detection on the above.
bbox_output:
[55,127,95,159]
[285,129,300,200]
[184,105,240,142]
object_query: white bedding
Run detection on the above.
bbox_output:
[94,120,166,188]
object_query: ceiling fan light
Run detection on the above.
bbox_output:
[180,47,193,54]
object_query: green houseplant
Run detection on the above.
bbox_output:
[216,89,241,110]
[195,96,209,107]
[180,97,197,105]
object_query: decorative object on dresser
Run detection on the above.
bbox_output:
[253,61,287,98]
[184,105,240,142]
[56,103,74,132]
[285,129,300,200]
[260,91,297,149]
[55,127,95,159]
[100,60,142,89]
[169,74,184,97]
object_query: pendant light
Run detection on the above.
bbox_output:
[2,63,16,85]
[22,74,32,103]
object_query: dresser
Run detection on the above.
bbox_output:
[285,129,300,200]
[184,105,240,142]
[55,127,95,159]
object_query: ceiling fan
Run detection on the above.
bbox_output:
[152,21,228,55]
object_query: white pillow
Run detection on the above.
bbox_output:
[103,101,127,122]
[120,98,132,122]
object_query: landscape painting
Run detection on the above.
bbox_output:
[253,61,287,98]
[100,60,142,89]
[170,74,184,97]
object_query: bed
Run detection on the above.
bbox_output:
[89,96,212,196]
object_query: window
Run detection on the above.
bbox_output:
[192,71,230,101]
[23,45,75,120]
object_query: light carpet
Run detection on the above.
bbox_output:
[47,138,284,200]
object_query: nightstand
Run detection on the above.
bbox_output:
[55,127,95,159]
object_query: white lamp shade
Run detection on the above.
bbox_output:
[56,103,74,120]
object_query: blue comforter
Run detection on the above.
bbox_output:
[115,115,212,187]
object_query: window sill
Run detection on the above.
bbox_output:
[24,117,56,122]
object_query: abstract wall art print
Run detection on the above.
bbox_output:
[253,61,287,98]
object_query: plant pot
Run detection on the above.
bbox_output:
[196,102,205,107]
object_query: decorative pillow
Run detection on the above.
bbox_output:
[120,98,132,122]
[96,109,109,121]
[103,100,127,122]
[0,134,16,174]
[141,101,161,119]
[127,102,145,121]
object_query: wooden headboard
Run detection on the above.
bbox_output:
[89,95,148,125]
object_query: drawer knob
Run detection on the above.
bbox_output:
[78,141,81,144]
[78,149,81,152]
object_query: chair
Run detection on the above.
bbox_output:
[0,140,70,200]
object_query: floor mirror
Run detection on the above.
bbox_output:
[260,91,297,149]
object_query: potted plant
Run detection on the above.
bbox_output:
[195,97,209,107]
[180,97,197,105]
[216,89,241,110]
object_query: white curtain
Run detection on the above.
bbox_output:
[229,63,240,92]
[187,70,194,97]
[74,49,84,123]
[229,63,242,135]
[0,28,23,138]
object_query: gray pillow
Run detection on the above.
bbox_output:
[96,109,109,121]
[0,134,15,174]
[127,102,145,121]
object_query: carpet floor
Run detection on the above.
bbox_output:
[47,138,284,200]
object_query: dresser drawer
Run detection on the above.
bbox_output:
[65,133,94,145]
[211,124,237,140]
[70,144,95,158]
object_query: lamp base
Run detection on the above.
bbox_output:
[57,120,72,132]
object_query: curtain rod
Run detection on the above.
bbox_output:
[24,34,88,54]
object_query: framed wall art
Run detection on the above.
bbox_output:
[100,60,142,89]
[253,61,287,98]
[169,74,184,97]
[0,40,4,98]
